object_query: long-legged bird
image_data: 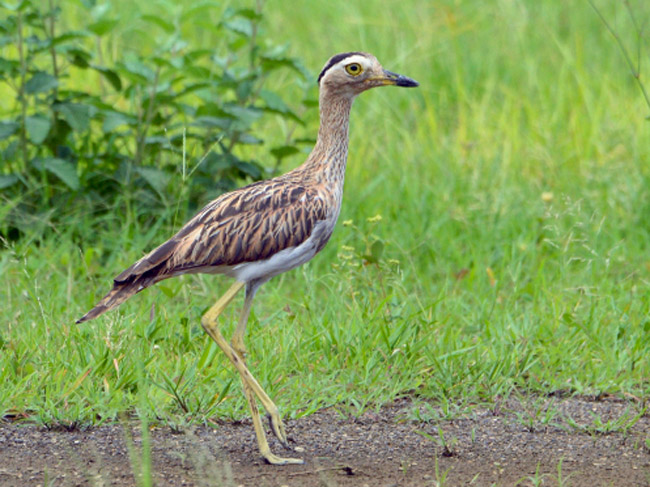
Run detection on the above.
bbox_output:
[77,52,418,465]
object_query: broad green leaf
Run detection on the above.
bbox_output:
[55,102,91,132]
[120,60,155,82]
[175,82,211,99]
[50,31,89,47]
[184,49,213,63]
[222,18,252,38]
[65,47,92,68]
[89,2,111,19]
[102,110,133,132]
[222,105,262,126]
[24,71,58,94]
[141,14,174,33]
[180,1,220,22]
[151,56,174,69]
[261,54,311,79]
[134,166,170,197]
[237,133,263,145]
[92,66,122,91]
[25,114,51,143]
[2,140,18,160]
[1,1,30,12]
[259,90,302,122]
[230,7,262,21]
[150,111,169,127]
[194,116,231,129]
[0,57,19,75]
[0,174,19,189]
[270,145,299,160]
[235,160,262,179]
[294,136,316,144]
[87,18,118,36]
[227,36,248,52]
[260,90,290,113]
[0,121,18,140]
[367,239,384,264]
[235,79,254,101]
[31,157,80,191]
[144,135,168,146]
[196,103,231,119]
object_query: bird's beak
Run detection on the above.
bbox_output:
[371,69,419,87]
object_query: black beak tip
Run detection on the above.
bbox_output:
[383,70,419,88]
[397,76,419,88]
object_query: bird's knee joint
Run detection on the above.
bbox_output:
[200,317,215,333]
[231,341,247,357]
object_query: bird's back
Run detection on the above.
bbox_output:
[125,172,334,276]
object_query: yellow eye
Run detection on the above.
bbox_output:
[345,63,363,76]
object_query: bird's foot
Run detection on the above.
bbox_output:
[262,451,304,465]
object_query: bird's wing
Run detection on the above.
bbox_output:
[114,179,329,284]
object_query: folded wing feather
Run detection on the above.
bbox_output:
[77,179,328,323]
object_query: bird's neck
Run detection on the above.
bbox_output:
[301,94,354,183]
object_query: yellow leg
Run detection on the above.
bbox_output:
[232,286,292,447]
[201,281,303,465]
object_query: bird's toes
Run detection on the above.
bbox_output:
[267,413,290,446]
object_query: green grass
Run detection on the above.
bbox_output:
[1,0,650,429]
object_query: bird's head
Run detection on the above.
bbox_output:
[317,52,418,99]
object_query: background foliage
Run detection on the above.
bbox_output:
[1,0,649,428]
[0,0,310,238]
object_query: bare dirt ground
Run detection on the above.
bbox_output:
[1,396,649,487]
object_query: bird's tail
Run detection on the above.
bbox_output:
[77,229,180,324]
[76,279,147,324]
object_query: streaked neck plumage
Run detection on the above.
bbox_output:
[300,89,354,186]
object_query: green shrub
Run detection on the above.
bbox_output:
[0,0,310,239]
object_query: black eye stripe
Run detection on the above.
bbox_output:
[318,51,365,84]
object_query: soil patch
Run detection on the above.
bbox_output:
[1,396,648,486]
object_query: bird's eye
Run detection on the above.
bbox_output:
[345,63,363,76]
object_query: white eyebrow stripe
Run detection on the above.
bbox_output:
[337,54,370,68]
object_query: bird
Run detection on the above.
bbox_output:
[77,51,418,465]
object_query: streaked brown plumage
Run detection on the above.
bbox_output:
[78,52,418,464]
[77,179,330,321]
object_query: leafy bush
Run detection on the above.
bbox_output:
[0,0,312,239]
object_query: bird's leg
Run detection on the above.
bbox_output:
[201,281,303,465]
[232,284,292,449]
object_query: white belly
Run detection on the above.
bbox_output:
[227,220,331,283]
